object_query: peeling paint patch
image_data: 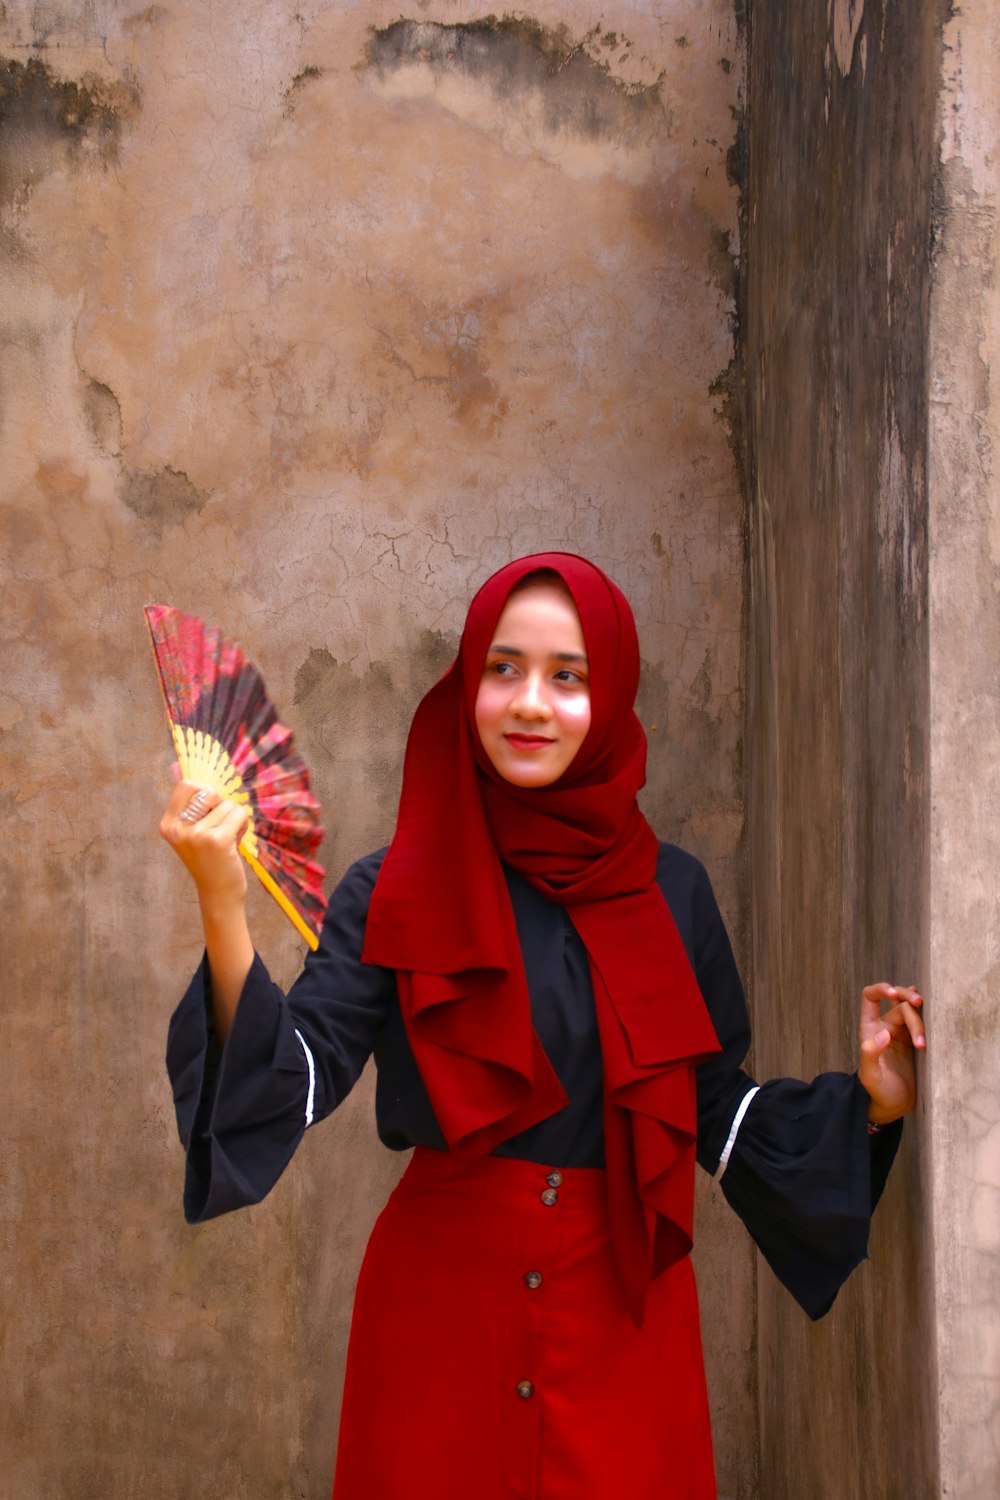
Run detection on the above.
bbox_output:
[0,57,139,207]
[362,17,665,144]
[283,65,323,115]
[831,0,865,78]
[81,378,122,457]
[708,225,739,307]
[710,355,745,504]
[876,406,924,616]
[119,466,207,531]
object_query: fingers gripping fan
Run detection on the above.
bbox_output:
[145,604,327,949]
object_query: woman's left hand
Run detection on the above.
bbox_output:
[858,983,926,1125]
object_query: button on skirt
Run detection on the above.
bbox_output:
[332,1148,716,1499]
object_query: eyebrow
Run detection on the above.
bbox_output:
[487,643,589,665]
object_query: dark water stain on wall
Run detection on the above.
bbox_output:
[0,56,139,207]
[293,631,456,844]
[119,466,207,532]
[447,342,507,432]
[122,5,169,36]
[707,218,745,495]
[363,17,666,143]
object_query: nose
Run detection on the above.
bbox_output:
[511,671,552,720]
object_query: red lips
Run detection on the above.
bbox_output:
[504,733,554,748]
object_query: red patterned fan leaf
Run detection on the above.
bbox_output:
[145,604,327,948]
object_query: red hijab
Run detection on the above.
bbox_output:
[363,553,720,1322]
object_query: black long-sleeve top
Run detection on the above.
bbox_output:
[167,842,900,1320]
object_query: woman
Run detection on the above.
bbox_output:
[161,553,924,1498]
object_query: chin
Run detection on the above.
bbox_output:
[495,759,564,789]
[506,771,556,788]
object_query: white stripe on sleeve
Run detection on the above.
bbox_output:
[294,1028,316,1128]
[714,1085,760,1180]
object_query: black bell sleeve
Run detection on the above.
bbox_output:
[166,850,394,1223]
[674,848,903,1320]
[717,1072,901,1319]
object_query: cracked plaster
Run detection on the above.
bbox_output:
[0,2,748,1497]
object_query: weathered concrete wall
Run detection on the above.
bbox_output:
[0,3,750,1496]
[744,1,943,1496]
[928,4,1000,1494]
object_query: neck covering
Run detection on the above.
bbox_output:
[363,553,721,1322]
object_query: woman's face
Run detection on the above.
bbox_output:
[474,579,591,787]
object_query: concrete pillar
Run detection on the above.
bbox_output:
[746,1,998,1496]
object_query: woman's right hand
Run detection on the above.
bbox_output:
[160,778,255,1043]
[159,778,249,909]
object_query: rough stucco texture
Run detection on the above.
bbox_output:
[0,3,750,1497]
[744,1,943,1497]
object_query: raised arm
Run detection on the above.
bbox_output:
[162,831,394,1223]
[159,779,253,1044]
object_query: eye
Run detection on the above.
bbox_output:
[554,668,587,686]
[488,659,518,677]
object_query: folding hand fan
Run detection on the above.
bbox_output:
[145,604,326,949]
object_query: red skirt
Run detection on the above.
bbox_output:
[332,1149,716,1499]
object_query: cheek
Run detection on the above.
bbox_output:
[474,682,500,735]
[559,696,591,734]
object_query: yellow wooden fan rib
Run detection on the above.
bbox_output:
[171,724,260,858]
[170,721,320,950]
